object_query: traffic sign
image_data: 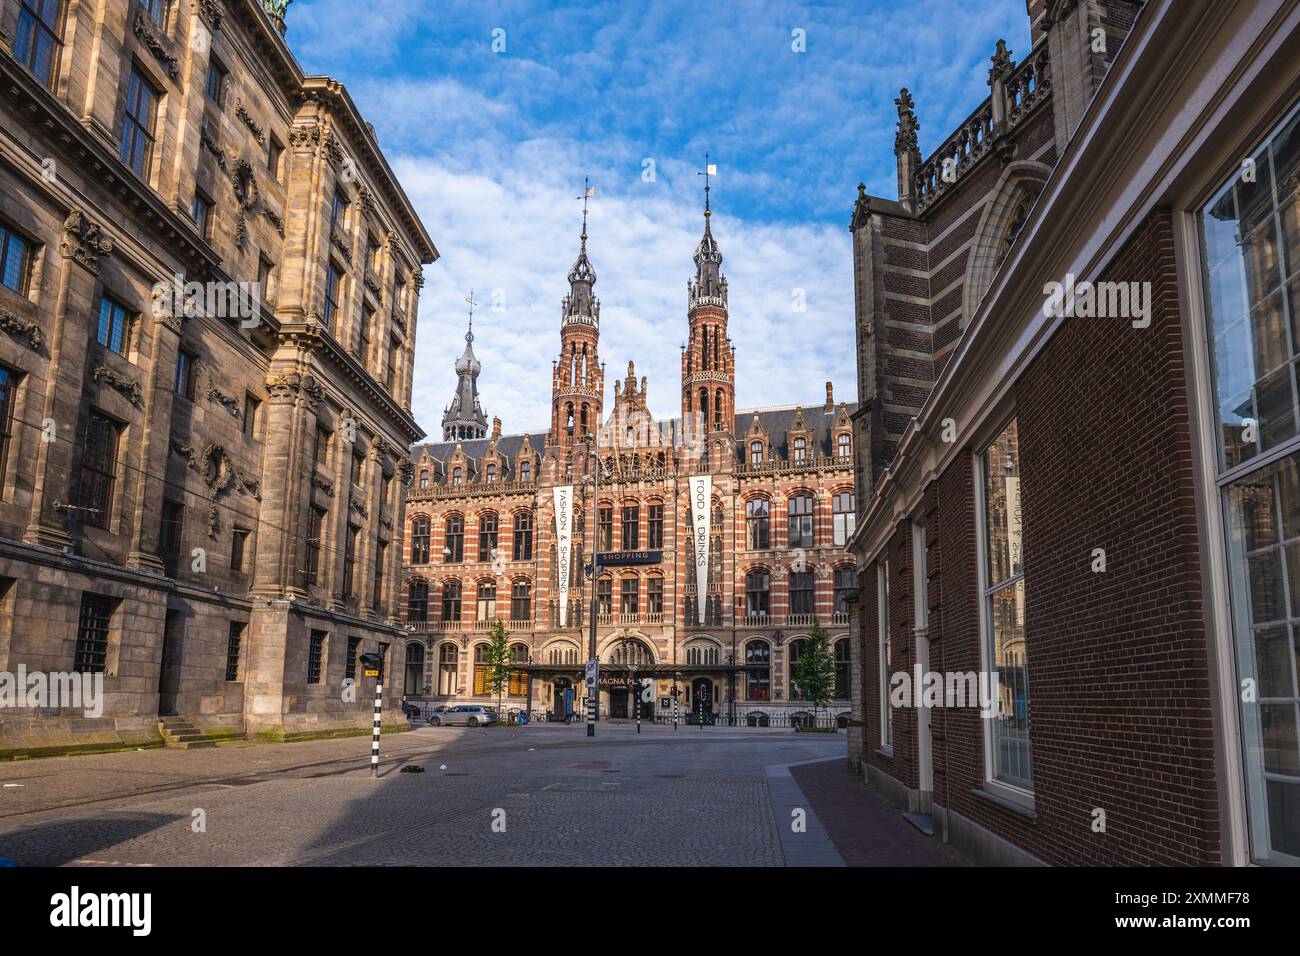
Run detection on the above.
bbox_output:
[585,659,599,689]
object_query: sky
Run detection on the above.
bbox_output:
[286,0,1033,437]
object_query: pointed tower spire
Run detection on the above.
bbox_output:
[564,177,599,325]
[550,179,604,449]
[442,292,489,441]
[691,153,727,307]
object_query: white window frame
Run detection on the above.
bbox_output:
[974,422,1035,810]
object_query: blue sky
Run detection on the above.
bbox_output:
[286,0,1032,435]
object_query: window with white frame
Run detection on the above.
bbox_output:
[1200,100,1300,863]
[878,560,891,749]
[980,417,1031,792]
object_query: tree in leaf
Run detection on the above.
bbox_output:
[790,616,837,725]
[484,619,514,719]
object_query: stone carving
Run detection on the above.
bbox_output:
[262,206,285,236]
[323,130,345,167]
[208,384,242,418]
[170,441,199,470]
[894,88,919,157]
[313,474,335,497]
[199,123,227,169]
[412,269,425,292]
[235,101,266,144]
[302,376,326,406]
[349,489,368,518]
[330,230,352,263]
[133,13,180,79]
[231,158,260,247]
[363,271,381,297]
[201,442,237,495]
[207,503,220,538]
[398,459,414,486]
[0,307,44,350]
[288,123,320,151]
[196,0,225,30]
[92,364,142,405]
[358,187,377,217]
[60,211,113,274]
[261,0,291,34]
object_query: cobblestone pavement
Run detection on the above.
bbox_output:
[0,723,850,866]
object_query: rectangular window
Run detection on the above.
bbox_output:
[243,394,261,438]
[0,366,20,488]
[620,578,639,615]
[267,137,283,181]
[331,192,347,231]
[97,295,131,355]
[191,191,213,238]
[0,222,33,294]
[647,503,664,549]
[76,411,120,529]
[304,506,324,586]
[120,66,158,178]
[345,635,360,681]
[598,506,613,552]
[357,301,373,358]
[144,0,167,22]
[225,621,244,682]
[621,504,639,550]
[351,452,364,487]
[314,425,330,468]
[596,578,612,615]
[342,525,359,598]
[74,593,115,673]
[257,255,275,306]
[833,491,856,546]
[1201,103,1300,863]
[877,561,891,749]
[174,349,196,399]
[373,541,386,609]
[204,58,226,103]
[160,498,183,561]
[980,417,1030,791]
[231,528,250,572]
[15,0,62,89]
[323,264,342,330]
[307,630,325,684]
[388,337,401,390]
[646,577,663,614]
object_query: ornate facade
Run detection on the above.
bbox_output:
[0,0,434,754]
[402,198,857,725]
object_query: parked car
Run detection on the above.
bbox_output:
[428,705,496,727]
[424,704,452,725]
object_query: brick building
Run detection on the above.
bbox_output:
[846,0,1300,866]
[401,199,858,725]
[0,0,434,755]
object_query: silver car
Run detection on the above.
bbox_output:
[428,705,496,727]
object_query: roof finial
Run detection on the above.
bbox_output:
[576,176,595,248]
[465,290,478,344]
[697,151,716,219]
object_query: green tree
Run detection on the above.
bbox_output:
[790,616,837,726]
[484,619,514,720]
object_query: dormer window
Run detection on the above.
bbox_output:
[837,433,851,459]
[452,466,463,486]
[793,437,807,462]
[418,469,429,489]
[486,463,497,483]
[750,441,763,466]
[520,460,531,482]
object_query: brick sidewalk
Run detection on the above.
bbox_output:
[789,758,969,866]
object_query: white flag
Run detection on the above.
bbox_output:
[553,485,573,627]
[706,163,717,176]
[688,475,712,621]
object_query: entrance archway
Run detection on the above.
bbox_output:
[553,678,573,719]
[691,677,715,725]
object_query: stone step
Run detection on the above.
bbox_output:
[158,718,213,749]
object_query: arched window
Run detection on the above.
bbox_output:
[407,579,428,622]
[410,517,430,564]
[565,403,575,437]
[619,576,639,614]
[788,493,814,549]
[486,463,497,482]
[452,466,463,486]
[789,638,809,699]
[746,498,770,550]
[476,581,496,622]
[520,459,532,482]
[746,711,770,727]
[513,509,534,560]
[834,566,856,614]
[511,580,532,621]
[745,570,770,617]
[789,570,815,616]
[746,640,770,701]
[444,515,464,563]
[473,643,491,695]
[750,441,763,466]
[609,640,653,667]
[477,511,498,562]
[509,643,529,697]
[437,643,458,695]
[714,388,724,429]
[404,642,425,696]
[792,436,807,462]
[837,433,851,460]
[441,580,462,622]
[549,643,579,665]
[835,638,851,699]
[686,642,719,665]
[418,469,430,489]
[833,491,856,546]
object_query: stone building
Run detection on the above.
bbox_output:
[847,0,1300,866]
[401,201,858,726]
[0,0,435,755]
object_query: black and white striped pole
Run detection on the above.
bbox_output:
[360,652,384,777]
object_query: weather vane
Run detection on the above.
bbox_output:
[576,176,596,239]
[465,290,478,340]
[698,152,717,215]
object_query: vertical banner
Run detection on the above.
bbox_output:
[553,485,573,627]
[688,475,712,621]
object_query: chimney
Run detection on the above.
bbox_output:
[824,381,834,411]
[492,417,502,440]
